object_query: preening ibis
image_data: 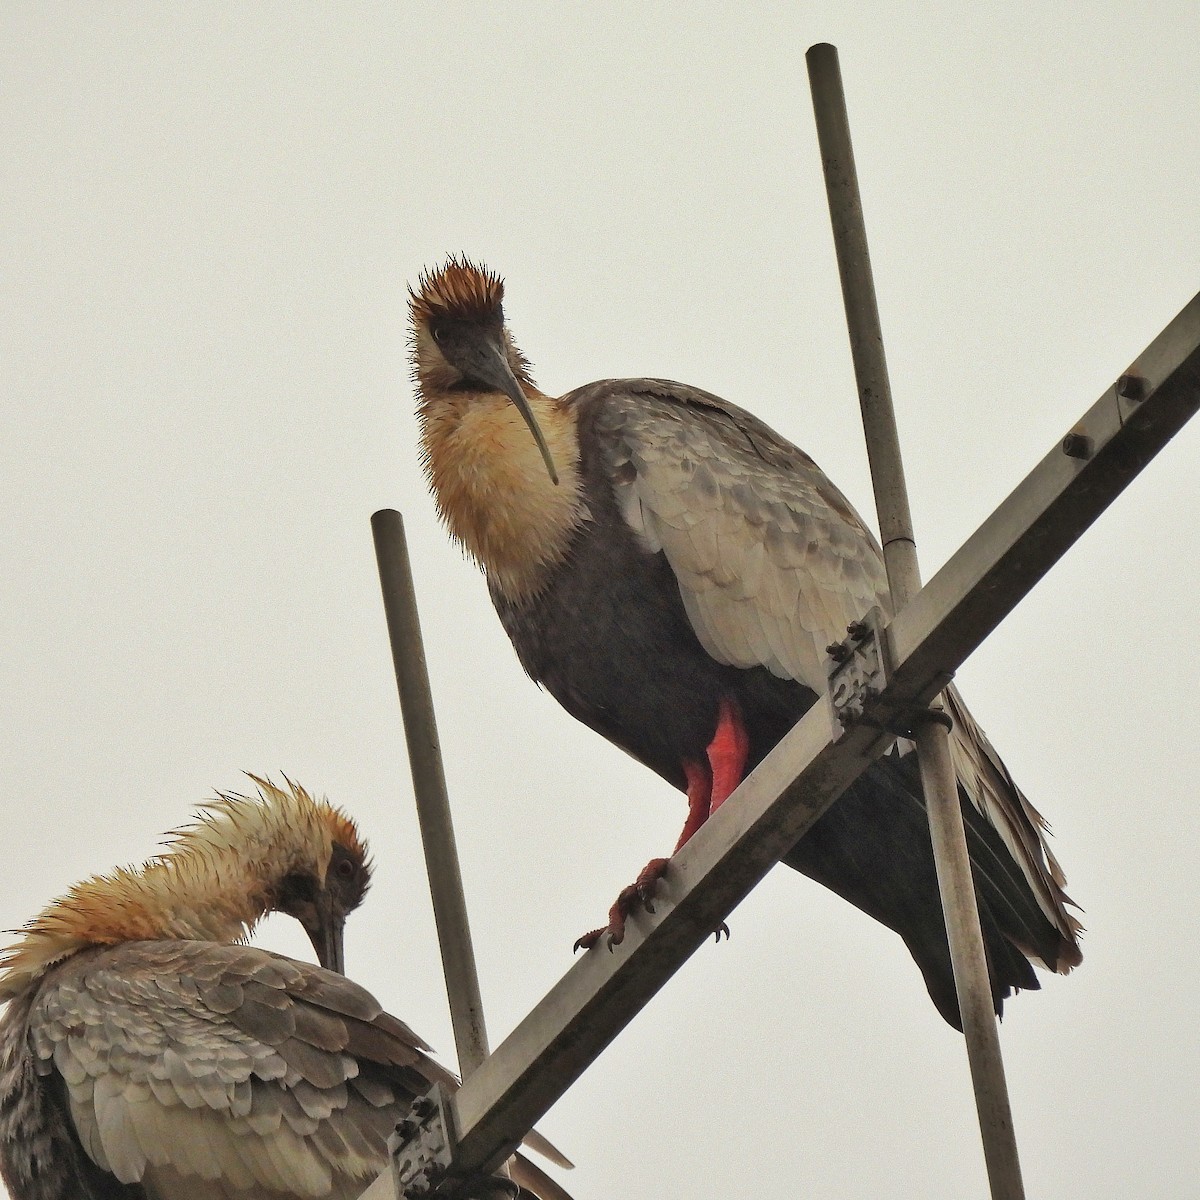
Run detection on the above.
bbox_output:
[0,777,573,1200]
[411,257,1083,1030]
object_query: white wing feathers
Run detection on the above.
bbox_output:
[600,385,886,694]
[32,941,440,1199]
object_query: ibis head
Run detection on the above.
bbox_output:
[271,801,370,974]
[410,257,587,603]
[0,775,370,1001]
[410,257,559,484]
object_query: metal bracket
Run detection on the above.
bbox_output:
[826,607,956,737]
[826,606,889,730]
[389,1085,519,1200]
[390,1083,457,1198]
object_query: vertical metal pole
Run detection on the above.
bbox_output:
[806,43,1026,1200]
[372,508,493,1079]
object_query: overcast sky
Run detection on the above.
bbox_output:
[3,6,1199,1199]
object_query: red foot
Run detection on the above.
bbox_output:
[575,698,749,952]
[573,858,731,949]
[574,858,669,950]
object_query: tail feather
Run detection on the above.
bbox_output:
[518,1129,572,1171]
[782,742,1075,1030]
[511,1152,576,1200]
[944,685,1082,966]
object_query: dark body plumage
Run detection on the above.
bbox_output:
[492,383,815,795]
[412,260,1082,1031]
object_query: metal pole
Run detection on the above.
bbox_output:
[806,43,1026,1200]
[372,509,493,1079]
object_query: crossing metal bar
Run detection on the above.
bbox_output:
[360,286,1200,1197]
[806,42,1023,1198]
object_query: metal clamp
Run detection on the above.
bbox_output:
[389,1085,520,1200]
[390,1084,456,1197]
[826,607,954,737]
[826,607,889,730]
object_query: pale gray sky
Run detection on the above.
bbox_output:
[3,5,1199,1198]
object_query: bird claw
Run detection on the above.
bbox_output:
[571,923,626,954]
[634,857,668,909]
[573,860,732,950]
[574,858,670,952]
[572,895,631,953]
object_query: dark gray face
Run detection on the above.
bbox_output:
[428,313,506,386]
[274,842,370,975]
[428,315,560,485]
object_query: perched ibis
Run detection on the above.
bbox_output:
[411,257,1083,1030]
[0,777,573,1200]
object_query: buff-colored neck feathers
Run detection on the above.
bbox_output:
[0,777,366,1001]
[411,258,588,602]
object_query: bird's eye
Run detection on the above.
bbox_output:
[334,856,356,880]
[430,324,446,343]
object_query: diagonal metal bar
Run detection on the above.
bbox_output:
[360,703,887,1200]
[361,289,1200,1198]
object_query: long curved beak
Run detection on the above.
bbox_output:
[461,336,560,485]
[306,891,346,975]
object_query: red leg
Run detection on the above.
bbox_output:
[708,696,750,811]
[574,699,750,952]
[673,759,713,850]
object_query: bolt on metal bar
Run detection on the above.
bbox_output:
[358,292,1200,1200]
[807,42,1024,1199]
[372,508,493,1079]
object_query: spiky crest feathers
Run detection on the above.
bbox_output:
[0,776,369,1002]
[409,255,504,325]
[408,256,537,390]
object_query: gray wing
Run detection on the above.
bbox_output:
[28,941,444,1200]
[585,379,1080,958]
[591,379,888,694]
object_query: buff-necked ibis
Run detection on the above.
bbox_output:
[0,777,572,1200]
[410,256,1083,1031]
